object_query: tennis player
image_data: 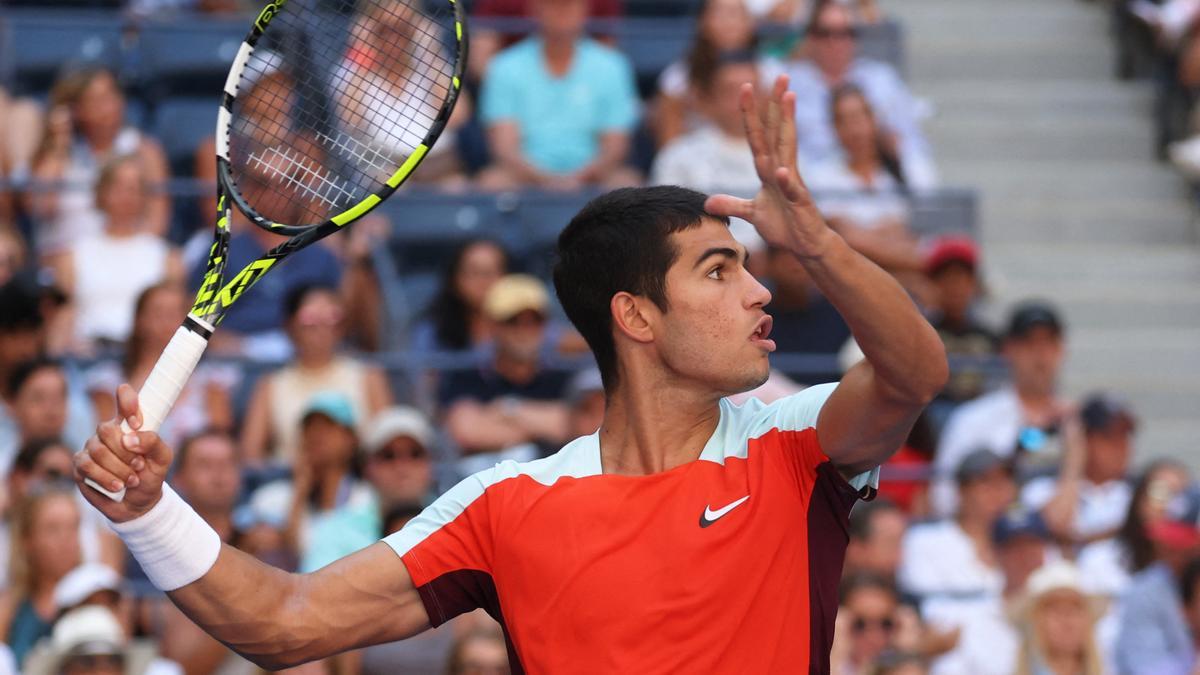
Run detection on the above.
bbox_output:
[74,77,946,673]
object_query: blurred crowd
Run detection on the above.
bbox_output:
[0,0,1192,674]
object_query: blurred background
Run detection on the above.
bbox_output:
[0,0,1198,673]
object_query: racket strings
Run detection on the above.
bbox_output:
[228,0,459,226]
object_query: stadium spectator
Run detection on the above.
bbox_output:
[240,284,391,465]
[932,301,1070,517]
[469,0,623,81]
[1021,395,1136,546]
[770,0,934,182]
[845,499,907,581]
[42,564,184,675]
[22,604,172,675]
[926,507,1050,675]
[336,2,473,189]
[0,88,44,213]
[1011,561,1106,675]
[439,275,571,472]
[565,368,605,438]
[412,239,511,353]
[923,237,996,405]
[0,484,83,666]
[190,116,344,360]
[26,67,170,252]
[445,627,511,675]
[899,449,1013,608]
[652,47,760,194]
[1114,485,1200,674]
[760,245,851,381]
[830,573,918,675]
[477,0,641,191]
[0,277,94,471]
[807,85,922,275]
[1,359,70,473]
[0,229,25,288]
[85,284,234,449]
[247,392,376,572]
[652,0,758,147]
[1076,459,1192,633]
[362,407,437,511]
[127,0,252,17]
[45,156,183,354]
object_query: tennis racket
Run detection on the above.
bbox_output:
[86,0,467,500]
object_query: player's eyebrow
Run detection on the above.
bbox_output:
[694,246,748,269]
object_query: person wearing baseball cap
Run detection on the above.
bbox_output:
[923,236,995,404]
[362,406,437,512]
[932,299,1070,518]
[440,275,571,467]
[1020,394,1138,546]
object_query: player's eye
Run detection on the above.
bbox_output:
[707,265,724,280]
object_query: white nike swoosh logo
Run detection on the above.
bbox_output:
[700,495,750,528]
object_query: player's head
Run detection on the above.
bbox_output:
[554,186,773,397]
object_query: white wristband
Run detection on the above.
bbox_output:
[109,484,222,591]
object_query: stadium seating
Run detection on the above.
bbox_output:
[0,10,128,96]
[152,95,220,174]
[136,17,247,98]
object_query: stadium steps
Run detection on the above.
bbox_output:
[892,0,1200,463]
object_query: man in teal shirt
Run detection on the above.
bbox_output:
[478,0,641,190]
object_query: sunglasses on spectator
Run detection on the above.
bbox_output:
[63,653,124,674]
[851,616,895,634]
[296,306,344,327]
[374,445,429,463]
[812,26,858,40]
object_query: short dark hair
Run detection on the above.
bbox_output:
[283,283,338,322]
[6,357,63,400]
[0,277,44,333]
[553,187,728,391]
[174,427,235,474]
[12,437,69,475]
[838,571,898,605]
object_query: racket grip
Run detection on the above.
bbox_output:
[85,324,211,502]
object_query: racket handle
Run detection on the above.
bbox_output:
[85,324,212,502]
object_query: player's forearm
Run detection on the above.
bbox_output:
[167,545,319,669]
[800,233,947,404]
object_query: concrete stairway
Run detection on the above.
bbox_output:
[892,0,1200,461]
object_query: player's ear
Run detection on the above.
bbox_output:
[611,292,655,344]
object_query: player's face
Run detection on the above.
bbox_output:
[655,219,774,396]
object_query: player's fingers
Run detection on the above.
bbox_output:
[131,431,174,476]
[77,439,137,493]
[779,92,799,173]
[775,167,809,204]
[740,84,769,166]
[704,194,755,220]
[116,384,142,431]
[97,416,140,465]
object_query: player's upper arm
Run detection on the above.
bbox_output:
[817,359,924,481]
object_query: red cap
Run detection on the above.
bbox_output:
[925,237,979,276]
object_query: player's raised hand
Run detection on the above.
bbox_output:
[704,75,836,259]
[74,384,174,522]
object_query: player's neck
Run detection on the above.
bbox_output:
[598,375,721,476]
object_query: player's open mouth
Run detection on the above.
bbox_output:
[751,316,776,352]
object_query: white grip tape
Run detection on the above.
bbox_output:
[85,325,211,501]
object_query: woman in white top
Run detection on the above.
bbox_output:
[652,0,758,147]
[26,67,170,252]
[46,156,182,355]
[85,283,235,449]
[241,284,392,465]
[807,84,924,276]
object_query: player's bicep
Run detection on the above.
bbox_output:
[817,360,921,479]
[299,542,431,651]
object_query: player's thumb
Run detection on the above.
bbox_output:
[704,194,754,220]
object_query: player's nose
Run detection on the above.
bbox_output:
[745,272,772,309]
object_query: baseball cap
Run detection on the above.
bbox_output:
[54,564,121,612]
[993,507,1050,546]
[1080,392,1137,434]
[955,448,1012,484]
[364,406,433,455]
[924,237,979,276]
[483,274,548,322]
[1005,301,1063,340]
[1148,487,1200,549]
[301,391,356,430]
[50,606,125,660]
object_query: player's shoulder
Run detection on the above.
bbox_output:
[702,383,837,461]
[487,434,602,487]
